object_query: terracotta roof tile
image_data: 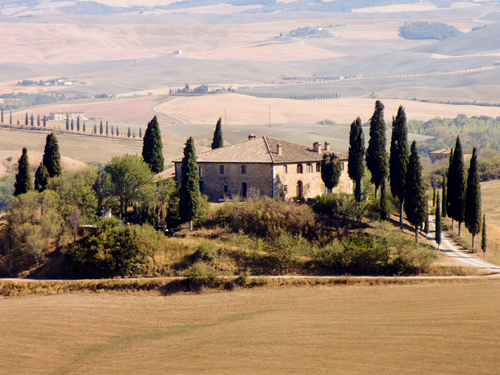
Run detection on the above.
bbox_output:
[173,136,347,164]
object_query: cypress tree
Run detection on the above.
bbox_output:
[404,141,427,242]
[347,117,365,202]
[321,153,341,192]
[179,137,200,231]
[30,113,34,127]
[100,121,103,135]
[66,117,69,131]
[380,178,388,221]
[1,108,3,123]
[25,112,28,126]
[446,148,454,226]
[465,148,482,248]
[432,187,436,207]
[83,121,86,133]
[37,114,40,127]
[481,214,486,259]
[43,115,46,128]
[116,126,119,136]
[34,162,49,192]
[142,115,164,173]
[128,127,131,138]
[448,137,466,235]
[389,105,409,228]
[42,132,62,178]
[366,100,388,198]
[106,121,109,136]
[71,118,74,131]
[211,117,224,149]
[139,127,142,138]
[14,147,32,196]
[111,125,115,136]
[442,173,447,217]
[77,117,80,132]
[10,109,12,125]
[435,194,442,250]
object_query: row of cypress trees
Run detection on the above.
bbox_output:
[14,132,62,196]
[347,101,429,242]
[437,137,483,249]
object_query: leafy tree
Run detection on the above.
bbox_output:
[389,105,409,228]
[366,100,388,198]
[442,174,447,218]
[34,162,49,192]
[48,167,100,223]
[465,148,482,247]
[0,175,15,212]
[448,136,466,235]
[179,137,200,231]
[98,154,155,220]
[142,115,164,173]
[42,132,62,178]
[404,141,427,242]
[321,153,341,192]
[5,190,65,263]
[211,117,224,149]
[348,117,365,202]
[435,193,442,249]
[14,148,32,196]
[481,214,486,259]
[400,21,462,41]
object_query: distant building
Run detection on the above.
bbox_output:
[49,112,87,121]
[429,147,473,163]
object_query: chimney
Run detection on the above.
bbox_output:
[248,134,256,140]
[313,142,321,153]
[324,141,330,152]
[277,143,282,155]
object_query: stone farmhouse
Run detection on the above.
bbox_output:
[429,147,473,163]
[173,135,351,201]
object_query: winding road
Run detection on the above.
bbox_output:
[427,215,500,273]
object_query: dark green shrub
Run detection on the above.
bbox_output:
[62,224,161,278]
[191,240,218,262]
[185,262,217,291]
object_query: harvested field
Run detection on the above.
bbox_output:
[155,94,500,125]
[1,282,499,374]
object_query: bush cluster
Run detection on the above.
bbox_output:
[62,223,161,278]
[215,197,317,240]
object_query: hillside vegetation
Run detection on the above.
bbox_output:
[399,22,463,41]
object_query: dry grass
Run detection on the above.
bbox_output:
[155,94,500,125]
[0,281,499,374]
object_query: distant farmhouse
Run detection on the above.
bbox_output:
[172,135,351,201]
[430,147,473,163]
[171,84,226,96]
[49,112,87,121]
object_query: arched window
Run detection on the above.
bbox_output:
[306,163,313,173]
[297,164,303,174]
